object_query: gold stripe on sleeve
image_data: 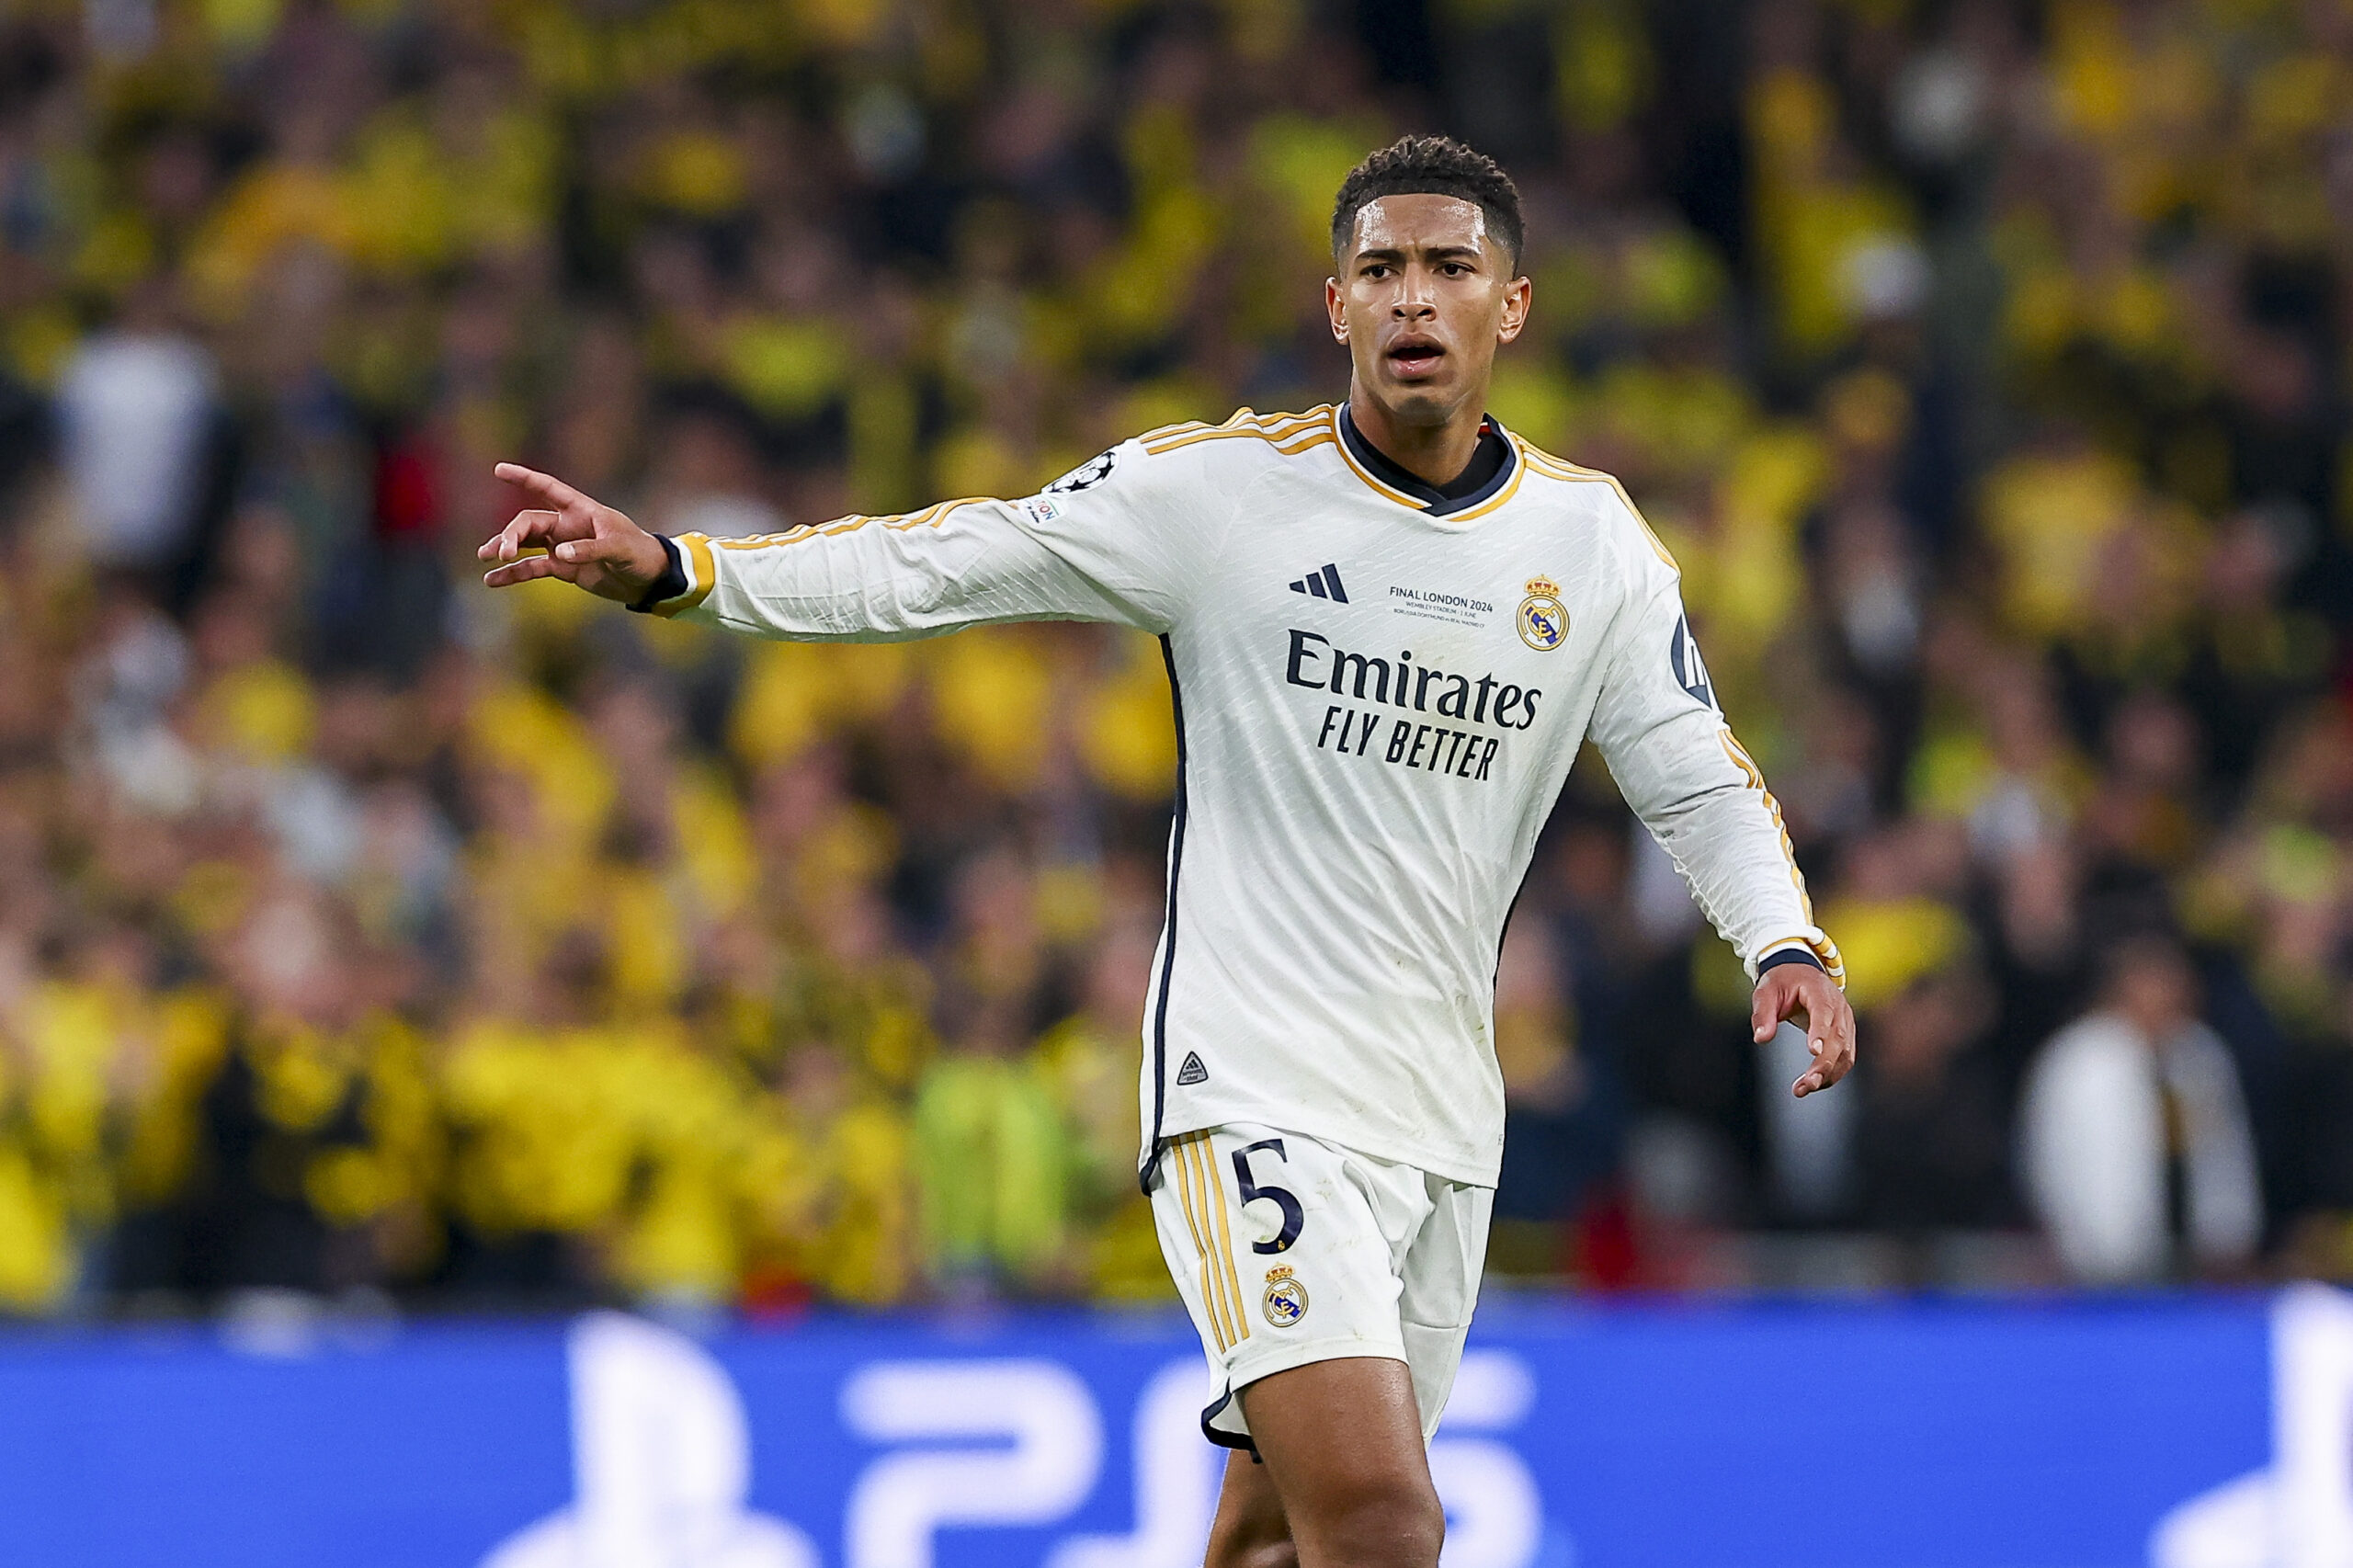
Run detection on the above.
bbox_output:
[710,499,996,553]
[1719,733,1844,989]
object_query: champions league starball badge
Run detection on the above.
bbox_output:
[1262,1266,1310,1328]
[1517,575,1567,651]
[1043,448,1116,494]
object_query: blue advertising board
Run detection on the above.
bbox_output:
[0,1288,2346,1568]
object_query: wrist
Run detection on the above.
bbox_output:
[639,531,674,583]
[627,535,688,613]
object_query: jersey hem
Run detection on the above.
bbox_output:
[1143,1111,1500,1191]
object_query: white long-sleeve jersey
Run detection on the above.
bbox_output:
[660,403,1841,1187]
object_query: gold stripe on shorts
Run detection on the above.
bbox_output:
[1183,1133,1246,1351]
[1173,1134,1232,1350]
[1188,1132,1250,1347]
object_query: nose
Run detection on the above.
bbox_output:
[1390,267,1437,321]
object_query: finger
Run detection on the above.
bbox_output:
[1823,1012,1859,1085]
[1826,994,1857,1061]
[496,510,557,562]
[551,535,632,565]
[1751,973,1782,1043]
[494,462,591,517]
[480,510,561,562]
[1795,1000,1858,1096]
[1798,1044,1834,1095]
[482,554,574,589]
[1793,1018,1828,1096]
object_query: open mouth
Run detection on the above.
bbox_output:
[1385,337,1446,380]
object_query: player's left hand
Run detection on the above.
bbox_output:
[1752,961,1857,1098]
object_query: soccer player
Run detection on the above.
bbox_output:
[481,135,1854,1568]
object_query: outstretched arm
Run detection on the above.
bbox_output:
[479,439,1228,642]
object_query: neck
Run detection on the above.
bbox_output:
[1344,382,1489,486]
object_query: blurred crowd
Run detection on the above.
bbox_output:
[0,0,2347,1317]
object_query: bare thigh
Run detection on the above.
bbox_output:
[1202,1357,1443,1568]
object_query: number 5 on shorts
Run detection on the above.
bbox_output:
[1232,1139,1304,1254]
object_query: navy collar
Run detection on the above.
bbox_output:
[1337,403,1516,516]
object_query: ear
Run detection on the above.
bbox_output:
[1495,274,1532,346]
[1326,276,1347,343]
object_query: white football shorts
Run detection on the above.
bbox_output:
[1149,1122,1494,1449]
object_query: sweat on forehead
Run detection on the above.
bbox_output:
[1347,194,1491,256]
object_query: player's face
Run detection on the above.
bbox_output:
[1327,195,1530,427]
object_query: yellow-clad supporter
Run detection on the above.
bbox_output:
[909,848,1070,1292]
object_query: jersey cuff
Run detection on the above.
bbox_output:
[636,533,717,618]
[1756,947,1825,980]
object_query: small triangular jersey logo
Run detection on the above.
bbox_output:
[1287,564,1349,603]
[1175,1052,1209,1085]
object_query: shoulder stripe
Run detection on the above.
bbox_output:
[1513,438,1678,569]
[1142,405,1335,456]
[1141,406,1330,451]
[1139,417,1212,443]
[886,497,991,531]
[1144,407,1262,449]
[1256,404,1336,431]
[1518,444,1608,480]
[1137,405,1328,443]
[1145,424,1334,458]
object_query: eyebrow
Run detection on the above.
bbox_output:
[1353,243,1486,266]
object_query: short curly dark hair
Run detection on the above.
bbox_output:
[1330,134,1525,275]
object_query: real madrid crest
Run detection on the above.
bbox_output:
[1262,1266,1309,1328]
[1517,576,1567,652]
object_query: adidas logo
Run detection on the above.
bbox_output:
[1288,564,1349,603]
[1176,1052,1209,1085]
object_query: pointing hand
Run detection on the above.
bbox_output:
[479,463,671,604]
